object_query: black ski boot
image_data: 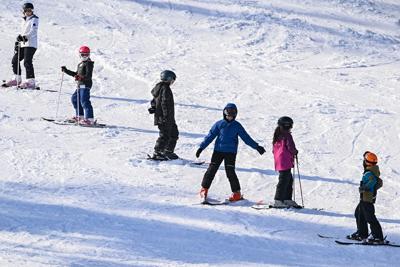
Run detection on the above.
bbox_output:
[164,151,179,160]
[347,232,363,241]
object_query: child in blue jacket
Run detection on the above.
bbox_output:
[196,103,265,201]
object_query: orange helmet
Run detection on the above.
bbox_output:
[364,151,378,165]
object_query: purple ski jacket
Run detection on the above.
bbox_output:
[273,131,297,171]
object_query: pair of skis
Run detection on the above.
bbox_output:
[2,80,57,92]
[318,234,400,247]
[146,154,206,166]
[251,203,304,210]
[41,117,108,128]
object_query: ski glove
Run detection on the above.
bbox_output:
[61,66,67,72]
[148,106,155,114]
[256,146,266,155]
[195,148,203,158]
[74,75,84,81]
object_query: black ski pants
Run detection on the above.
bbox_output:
[355,201,383,239]
[201,151,240,192]
[154,122,179,153]
[274,169,293,201]
[12,46,36,79]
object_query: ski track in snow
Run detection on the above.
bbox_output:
[0,0,400,266]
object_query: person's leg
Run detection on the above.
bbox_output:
[274,169,291,201]
[363,202,384,240]
[79,88,94,119]
[154,124,169,154]
[356,202,369,239]
[201,151,224,189]
[165,123,179,154]
[286,170,294,200]
[224,153,240,192]
[71,90,84,117]
[23,47,36,79]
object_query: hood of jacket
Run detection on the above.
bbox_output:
[365,165,380,177]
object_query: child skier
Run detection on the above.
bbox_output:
[61,46,95,125]
[348,151,384,244]
[3,3,39,89]
[272,116,299,208]
[148,70,179,160]
[196,103,266,202]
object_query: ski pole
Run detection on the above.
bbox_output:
[16,42,21,87]
[55,72,64,119]
[292,165,296,203]
[77,88,80,124]
[295,155,305,207]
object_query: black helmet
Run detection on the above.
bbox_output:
[160,70,176,82]
[223,103,238,120]
[278,116,293,128]
[23,3,34,10]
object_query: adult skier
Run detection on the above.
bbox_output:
[3,3,39,89]
[61,46,96,125]
[148,70,179,160]
[347,151,384,244]
[196,103,266,202]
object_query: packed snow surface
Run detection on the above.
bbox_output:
[0,0,399,266]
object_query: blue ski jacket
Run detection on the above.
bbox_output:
[199,119,259,154]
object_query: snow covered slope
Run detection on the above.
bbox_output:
[0,0,399,266]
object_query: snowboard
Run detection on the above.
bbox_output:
[41,117,108,128]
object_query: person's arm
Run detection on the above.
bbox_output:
[285,133,298,156]
[199,122,220,150]
[23,17,38,41]
[237,123,259,149]
[362,172,377,192]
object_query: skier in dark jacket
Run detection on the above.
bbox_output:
[61,46,95,125]
[348,151,384,244]
[196,103,266,202]
[148,70,179,160]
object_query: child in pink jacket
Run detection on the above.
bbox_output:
[272,116,298,208]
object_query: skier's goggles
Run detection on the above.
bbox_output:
[224,108,237,117]
[23,8,33,13]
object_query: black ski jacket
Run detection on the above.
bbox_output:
[150,82,175,126]
[64,59,94,88]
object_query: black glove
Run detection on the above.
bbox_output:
[256,146,266,155]
[359,185,368,193]
[148,106,155,114]
[196,148,203,158]
[61,66,67,72]
[14,41,20,51]
[16,35,27,42]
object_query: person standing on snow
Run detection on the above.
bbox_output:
[272,116,299,208]
[148,70,179,160]
[3,3,39,89]
[61,46,96,126]
[196,103,266,202]
[347,151,384,244]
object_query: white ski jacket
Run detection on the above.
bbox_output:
[20,15,39,48]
